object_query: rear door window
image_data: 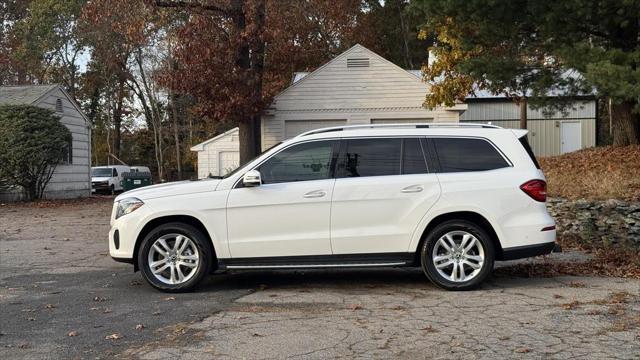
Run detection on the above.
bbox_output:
[402,138,428,174]
[432,138,509,172]
[339,138,402,177]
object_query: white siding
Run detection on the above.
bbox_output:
[261,44,465,150]
[193,129,240,178]
[284,119,347,138]
[37,88,91,198]
[0,87,91,200]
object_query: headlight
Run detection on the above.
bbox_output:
[116,197,144,219]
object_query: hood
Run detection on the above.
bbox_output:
[114,178,221,201]
[92,176,111,182]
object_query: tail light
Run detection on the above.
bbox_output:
[520,179,547,202]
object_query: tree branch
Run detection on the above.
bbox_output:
[153,0,229,14]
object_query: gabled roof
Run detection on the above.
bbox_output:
[0,84,90,124]
[190,127,239,152]
[0,84,59,105]
[275,43,428,101]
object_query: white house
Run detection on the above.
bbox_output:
[191,44,597,177]
[260,44,467,150]
[0,84,92,201]
[190,127,240,178]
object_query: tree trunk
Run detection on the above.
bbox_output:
[112,78,126,158]
[519,98,527,129]
[611,100,640,145]
[239,121,256,165]
[396,1,413,69]
[171,94,182,180]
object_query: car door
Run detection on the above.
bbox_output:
[226,140,339,258]
[330,137,441,254]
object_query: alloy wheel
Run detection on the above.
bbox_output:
[431,230,485,282]
[147,233,200,285]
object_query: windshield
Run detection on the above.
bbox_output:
[92,168,113,177]
[218,142,283,179]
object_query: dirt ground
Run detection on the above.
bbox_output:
[1,198,639,359]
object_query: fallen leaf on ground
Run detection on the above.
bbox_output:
[163,296,175,301]
[420,325,437,333]
[562,301,581,310]
[93,297,106,302]
[498,336,510,340]
[252,333,265,337]
[44,304,56,309]
[105,333,122,340]
[348,304,363,311]
[67,331,78,337]
[553,294,563,299]
[103,308,112,314]
[515,347,531,353]
[27,317,35,321]
[135,324,145,330]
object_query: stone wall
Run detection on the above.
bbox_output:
[547,198,640,247]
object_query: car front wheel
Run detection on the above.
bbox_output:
[421,220,495,291]
[138,222,212,292]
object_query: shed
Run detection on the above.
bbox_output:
[190,127,240,179]
[0,84,92,201]
[460,92,597,157]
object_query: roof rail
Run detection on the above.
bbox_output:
[296,123,503,138]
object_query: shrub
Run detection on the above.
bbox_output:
[0,105,72,200]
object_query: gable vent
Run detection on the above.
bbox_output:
[347,57,370,68]
[55,98,63,113]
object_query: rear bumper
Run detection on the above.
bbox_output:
[501,241,557,260]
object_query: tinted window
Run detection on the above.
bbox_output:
[259,141,335,184]
[519,136,540,169]
[341,138,401,177]
[113,168,118,176]
[403,138,428,174]
[433,138,509,172]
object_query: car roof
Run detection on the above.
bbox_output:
[289,124,524,143]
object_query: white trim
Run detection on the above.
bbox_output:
[190,127,239,151]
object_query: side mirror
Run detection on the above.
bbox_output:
[242,170,262,187]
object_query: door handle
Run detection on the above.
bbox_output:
[401,185,424,193]
[303,190,326,198]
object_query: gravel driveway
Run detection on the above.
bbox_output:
[1,198,639,359]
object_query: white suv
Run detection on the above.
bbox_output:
[109,124,556,292]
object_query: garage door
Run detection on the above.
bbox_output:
[219,151,240,176]
[284,120,347,138]
[370,118,433,124]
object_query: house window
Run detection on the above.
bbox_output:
[60,138,73,165]
[55,98,63,113]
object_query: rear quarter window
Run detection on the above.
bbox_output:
[432,138,509,173]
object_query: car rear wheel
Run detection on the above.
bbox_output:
[138,222,212,292]
[421,220,495,291]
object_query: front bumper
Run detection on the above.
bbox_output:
[108,202,153,263]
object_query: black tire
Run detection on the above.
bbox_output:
[138,222,213,292]
[109,185,115,195]
[420,219,495,291]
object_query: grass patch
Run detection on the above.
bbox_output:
[539,145,640,201]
